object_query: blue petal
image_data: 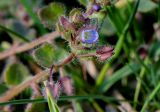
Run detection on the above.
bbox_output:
[81,29,99,44]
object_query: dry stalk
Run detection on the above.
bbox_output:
[0,69,50,102]
[0,31,59,60]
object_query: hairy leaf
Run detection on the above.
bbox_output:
[4,63,30,86]
[38,2,66,29]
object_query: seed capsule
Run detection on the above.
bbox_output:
[81,29,99,44]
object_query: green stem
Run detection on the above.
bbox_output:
[134,57,149,108]
[0,95,141,106]
[96,0,140,87]
[140,82,160,112]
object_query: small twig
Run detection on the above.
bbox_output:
[0,31,59,60]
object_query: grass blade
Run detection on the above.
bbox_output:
[20,0,47,34]
[140,82,160,112]
[0,95,141,106]
[96,0,140,87]
[99,62,140,93]
[0,24,30,42]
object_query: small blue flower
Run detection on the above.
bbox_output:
[81,29,99,44]
[92,4,101,11]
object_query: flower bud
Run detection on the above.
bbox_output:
[92,4,101,12]
[137,45,148,59]
[59,76,73,95]
[44,81,61,100]
[51,82,61,100]
[60,16,75,31]
[96,46,114,54]
[69,8,86,24]
[96,46,114,61]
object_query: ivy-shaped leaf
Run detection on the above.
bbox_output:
[33,43,69,68]
[33,43,55,68]
[4,62,30,86]
[38,2,66,29]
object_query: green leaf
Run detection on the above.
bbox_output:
[138,0,158,13]
[75,102,84,112]
[149,42,160,61]
[6,20,35,41]
[100,17,116,36]
[4,63,30,86]
[78,0,89,6]
[140,82,160,112]
[0,24,30,42]
[0,0,14,9]
[0,84,8,95]
[99,62,140,93]
[33,43,69,68]
[38,2,66,29]
[96,0,140,87]
[33,43,55,68]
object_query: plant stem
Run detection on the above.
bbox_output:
[134,57,149,108]
[56,52,76,67]
[96,0,140,87]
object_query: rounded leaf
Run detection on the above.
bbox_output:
[38,2,66,29]
[33,43,69,67]
[4,63,30,86]
[32,43,55,68]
